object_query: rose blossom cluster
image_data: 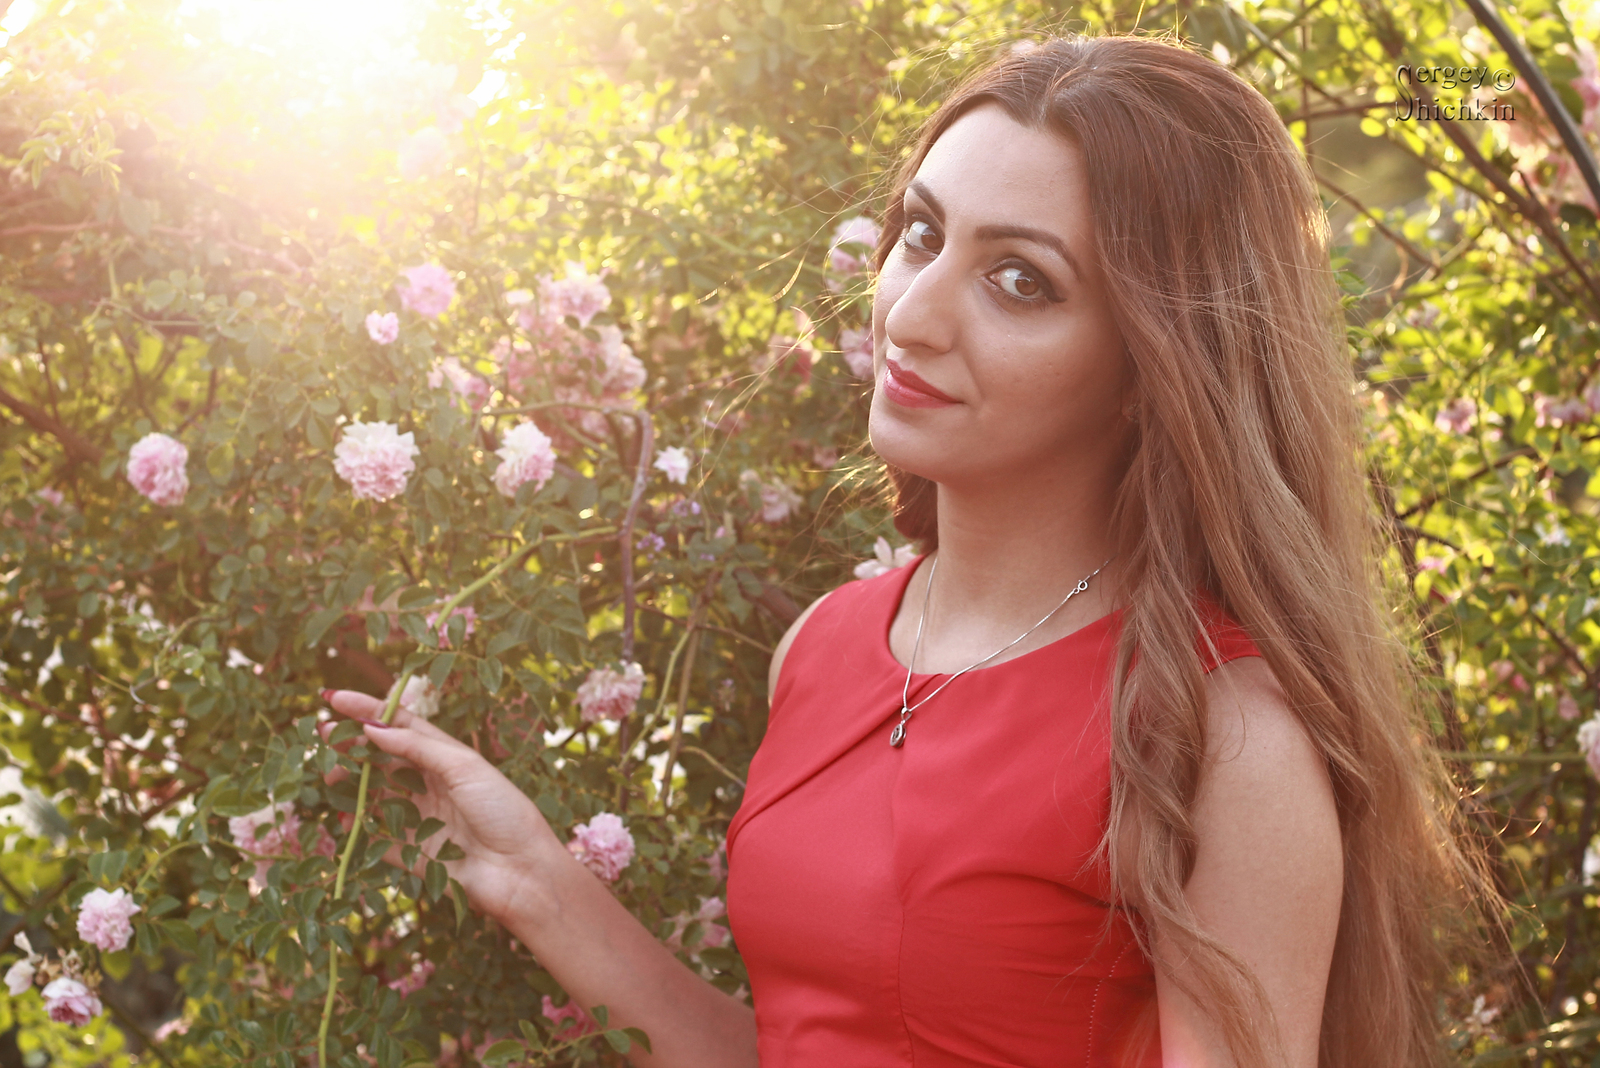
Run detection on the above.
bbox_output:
[126,432,189,506]
[666,895,731,953]
[427,355,491,409]
[5,934,104,1027]
[333,421,420,502]
[499,263,647,438]
[228,801,335,885]
[1533,385,1600,428]
[854,537,918,581]
[567,812,636,882]
[576,662,646,723]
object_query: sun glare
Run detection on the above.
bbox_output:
[178,0,433,70]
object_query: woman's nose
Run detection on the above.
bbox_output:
[882,251,959,357]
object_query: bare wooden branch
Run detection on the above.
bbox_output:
[0,384,103,463]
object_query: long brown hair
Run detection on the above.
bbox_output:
[876,34,1489,1068]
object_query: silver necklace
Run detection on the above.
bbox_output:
[889,553,1111,748]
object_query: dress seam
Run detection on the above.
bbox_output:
[1083,942,1133,1068]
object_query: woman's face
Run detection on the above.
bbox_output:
[869,104,1130,492]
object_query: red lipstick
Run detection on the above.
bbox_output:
[883,358,959,409]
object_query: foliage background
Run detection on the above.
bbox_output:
[3,0,1600,1063]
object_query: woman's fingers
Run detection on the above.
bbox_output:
[326,688,414,728]
[355,719,483,785]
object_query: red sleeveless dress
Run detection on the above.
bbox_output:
[725,559,1262,1067]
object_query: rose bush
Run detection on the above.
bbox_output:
[3,0,1600,1064]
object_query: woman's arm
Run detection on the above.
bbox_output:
[1149,656,1343,1068]
[325,692,758,1068]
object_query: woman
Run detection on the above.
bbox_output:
[327,34,1480,1068]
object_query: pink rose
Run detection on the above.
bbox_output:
[827,215,881,276]
[492,420,557,498]
[76,887,141,953]
[1558,692,1581,721]
[365,311,400,345]
[228,802,301,884]
[541,995,599,1041]
[740,469,802,523]
[42,978,102,1027]
[541,263,611,327]
[386,958,435,997]
[576,662,645,724]
[654,446,691,485]
[430,356,491,409]
[566,812,635,883]
[838,325,874,379]
[1534,393,1592,428]
[1435,398,1476,435]
[333,421,419,502]
[398,263,456,319]
[425,605,477,647]
[126,432,189,506]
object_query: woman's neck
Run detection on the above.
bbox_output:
[892,462,1126,673]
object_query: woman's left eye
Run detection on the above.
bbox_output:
[993,266,1045,300]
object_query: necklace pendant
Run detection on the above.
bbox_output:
[889,719,907,748]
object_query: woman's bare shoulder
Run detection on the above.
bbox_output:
[766,587,842,705]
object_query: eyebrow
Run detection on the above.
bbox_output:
[907,179,1082,282]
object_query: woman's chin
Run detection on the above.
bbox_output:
[867,425,949,483]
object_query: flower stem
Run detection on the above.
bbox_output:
[312,526,604,1066]
[316,666,411,1068]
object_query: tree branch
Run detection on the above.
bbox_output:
[0,384,102,463]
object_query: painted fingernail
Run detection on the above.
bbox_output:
[321,689,338,702]
[356,717,391,729]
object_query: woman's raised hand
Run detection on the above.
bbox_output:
[320,689,567,926]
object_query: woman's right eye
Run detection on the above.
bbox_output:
[903,219,943,253]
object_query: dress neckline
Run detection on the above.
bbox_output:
[878,554,1125,679]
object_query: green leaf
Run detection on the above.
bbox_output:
[205,441,234,482]
[415,818,446,843]
[485,631,524,657]
[435,840,466,862]
[143,278,176,310]
[303,607,345,647]
[478,1040,525,1066]
[424,859,447,902]
[476,655,503,694]
[146,894,182,917]
[590,1005,609,1028]
[449,878,469,931]
[603,1030,631,1054]
[428,652,457,690]
[622,1027,652,1054]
